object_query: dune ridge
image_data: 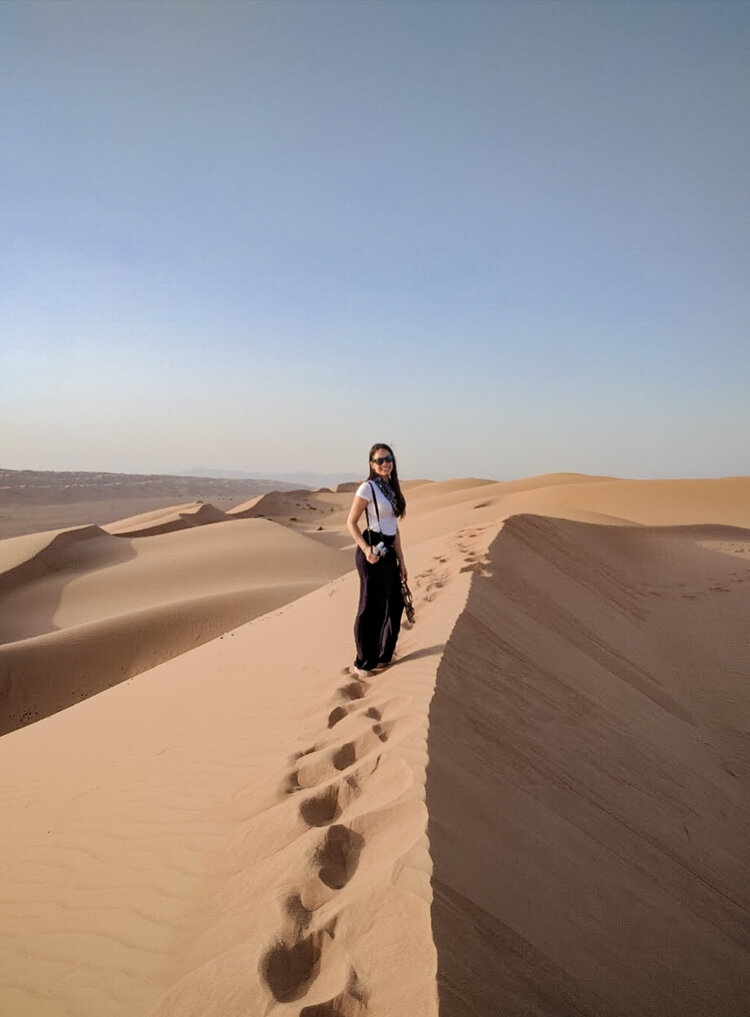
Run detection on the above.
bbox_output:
[1,472,749,1015]
[103,501,231,537]
[0,524,110,595]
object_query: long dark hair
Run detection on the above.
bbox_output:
[367,442,406,517]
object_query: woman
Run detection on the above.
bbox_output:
[346,443,408,677]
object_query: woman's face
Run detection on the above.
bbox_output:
[371,447,394,480]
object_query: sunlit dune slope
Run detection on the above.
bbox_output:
[428,513,750,1016]
[0,517,348,733]
[0,516,481,1017]
[228,488,347,520]
[228,487,357,550]
[402,474,750,542]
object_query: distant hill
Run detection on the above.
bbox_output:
[0,468,306,504]
[0,469,311,538]
[181,467,360,489]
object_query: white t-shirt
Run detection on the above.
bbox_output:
[356,480,399,536]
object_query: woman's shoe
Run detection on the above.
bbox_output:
[350,665,373,679]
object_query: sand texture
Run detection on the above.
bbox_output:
[1,473,749,1015]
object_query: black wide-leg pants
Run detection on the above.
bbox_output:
[354,539,403,671]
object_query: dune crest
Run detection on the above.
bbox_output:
[103,500,231,536]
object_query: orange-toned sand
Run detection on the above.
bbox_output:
[1,473,749,1015]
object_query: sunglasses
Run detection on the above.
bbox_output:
[372,455,394,465]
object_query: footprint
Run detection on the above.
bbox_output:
[333,743,357,771]
[339,682,366,702]
[299,778,360,827]
[371,723,388,743]
[300,786,344,826]
[284,772,303,795]
[328,706,349,728]
[262,927,330,1003]
[294,728,386,790]
[284,892,314,933]
[316,824,364,890]
[330,702,381,729]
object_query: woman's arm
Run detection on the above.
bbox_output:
[347,495,380,565]
[393,529,408,581]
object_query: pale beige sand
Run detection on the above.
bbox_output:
[0,473,749,1015]
[0,517,348,733]
[0,525,476,1016]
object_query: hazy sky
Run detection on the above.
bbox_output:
[2,1,748,481]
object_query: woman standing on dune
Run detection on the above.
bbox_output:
[346,443,408,677]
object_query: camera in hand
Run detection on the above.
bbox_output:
[374,541,388,557]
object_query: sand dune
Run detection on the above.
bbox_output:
[103,501,231,536]
[402,473,750,543]
[228,489,330,519]
[1,472,749,1015]
[0,524,110,594]
[428,513,750,1015]
[228,487,358,551]
[0,523,477,1016]
[0,518,349,733]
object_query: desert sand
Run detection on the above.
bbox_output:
[1,472,749,1016]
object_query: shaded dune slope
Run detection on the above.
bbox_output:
[427,514,750,1017]
[103,500,231,536]
[0,524,120,596]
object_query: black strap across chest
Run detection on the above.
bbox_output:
[364,481,381,545]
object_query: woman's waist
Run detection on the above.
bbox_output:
[363,529,397,547]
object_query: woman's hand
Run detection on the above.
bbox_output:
[399,561,408,581]
[364,548,380,565]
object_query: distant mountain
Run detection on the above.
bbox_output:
[181,468,360,489]
[0,468,307,504]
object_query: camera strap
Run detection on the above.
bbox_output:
[364,481,381,546]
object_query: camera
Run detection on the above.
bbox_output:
[374,542,388,557]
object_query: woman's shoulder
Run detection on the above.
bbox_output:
[355,480,373,500]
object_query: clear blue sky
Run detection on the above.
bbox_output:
[2,1,748,481]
